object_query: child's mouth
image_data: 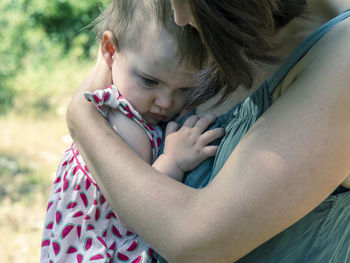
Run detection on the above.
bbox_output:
[149,113,166,122]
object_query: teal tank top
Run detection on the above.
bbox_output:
[155,10,350,263]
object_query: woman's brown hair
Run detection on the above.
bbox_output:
[188,0,307,108]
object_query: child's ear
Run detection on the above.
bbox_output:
[101,31,119,68]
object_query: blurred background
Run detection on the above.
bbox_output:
[0,0,108,261]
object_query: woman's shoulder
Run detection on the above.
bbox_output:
[301,15,350,92]
[275,12,350,99]
[311,12,350,57]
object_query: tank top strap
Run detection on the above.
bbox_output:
[266,9,350,94]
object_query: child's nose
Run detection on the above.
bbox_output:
[154,93,173,109]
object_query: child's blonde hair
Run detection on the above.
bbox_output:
[93,0,208,70]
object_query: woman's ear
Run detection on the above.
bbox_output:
[101,31,119,68]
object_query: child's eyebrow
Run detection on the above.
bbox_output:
[133,68,163,84]
[133,67,197,89]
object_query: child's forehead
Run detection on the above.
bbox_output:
[124,21,178,59]
[126,44,200,86]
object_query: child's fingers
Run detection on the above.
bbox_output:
[199,127,225,146]
[193,113,217,133]
[165,121,179,137]
[183,115,199,127]
[202,145,219,158]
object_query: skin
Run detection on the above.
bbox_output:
[100,23,224,179]
[67,1,350,262]
[170,0,197,27]
[103,29,197,125]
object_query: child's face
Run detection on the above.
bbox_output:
[110,29,199,125]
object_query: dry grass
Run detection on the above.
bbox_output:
[0,52,94,262]
[0,112,72,263]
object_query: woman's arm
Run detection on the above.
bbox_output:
[67,22,350,263]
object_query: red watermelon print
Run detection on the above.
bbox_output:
[157,137,162,147]
[47,201,54,211]
[127,240,138,251]
[56,211,62,225]
[93,94,100,104]
[100,195,106,205]
[126,112,134,119]
[61,224,74,239]
[53,176,61,184]
[131,256,142,263]
[73,210,84,218]
[86,224,95,231]
[125,104,131,112]
[95,207,100,221]
[72,166,79,175]
[117,252,130,262]
[66,201,78,209]
[106,210,117,220]
[80,192,88,207]
[41,239,50,247]
[109,242,116,250]
[74,184,81,191]
[55,187,62,194]
[90,254,104,261]
[52,241,61,256]
[76,224,82,238]
[66,245,78,254]
[45,221,54,230]
[84,237,92,251]
[97,236,106,247]
[112,226,122,238]
[103,91,110,102]
[146,123,154,131]
[63,177,69,192]
[77,253,83,263]
[85,179,91,190]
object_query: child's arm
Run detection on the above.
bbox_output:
[108,109,224,182]
[153,115,225,181]
[107,109,152,163]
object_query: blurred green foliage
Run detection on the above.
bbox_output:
[0,0,109,114]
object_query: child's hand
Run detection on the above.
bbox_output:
[163,113,225,173]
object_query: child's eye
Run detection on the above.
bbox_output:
[178,87,191,93]
[140,76,158,87]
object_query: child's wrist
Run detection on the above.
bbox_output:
[154,154,184,181]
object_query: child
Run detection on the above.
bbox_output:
[40,0,222,262]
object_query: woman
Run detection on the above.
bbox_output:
[66,0,350,262]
